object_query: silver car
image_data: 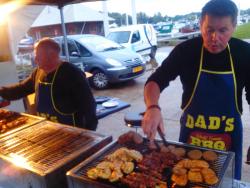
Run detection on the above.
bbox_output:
[53,34,146,89]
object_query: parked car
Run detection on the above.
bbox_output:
[179,23,199,33]
[107,24,157,57]
[17,36,34,54]
[53,34,146,89]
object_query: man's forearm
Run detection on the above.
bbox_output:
[144,81,161,107]
[0,77,34,100]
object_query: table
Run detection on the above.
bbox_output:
[96,98,130,119]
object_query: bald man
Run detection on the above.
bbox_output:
[0,38,97,130]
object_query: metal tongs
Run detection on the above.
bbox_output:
[246,146,250,165]
[157,127,168,146]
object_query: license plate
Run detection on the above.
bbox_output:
[132,66,143,73]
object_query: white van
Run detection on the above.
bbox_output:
[107,24,157,57]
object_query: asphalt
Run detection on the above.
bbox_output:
[93,46,250,182]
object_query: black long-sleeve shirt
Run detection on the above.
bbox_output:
[0,62,98,130]
[147,37,250,113]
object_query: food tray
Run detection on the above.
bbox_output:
[67,140,235,188]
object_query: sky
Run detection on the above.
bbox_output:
[83,0,250,17]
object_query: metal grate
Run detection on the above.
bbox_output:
[0,121,96,173]
[68,140,234,188]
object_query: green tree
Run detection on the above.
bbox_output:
[137,12,149,24]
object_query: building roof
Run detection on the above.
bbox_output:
[0,0,103,6]
[32,4,113,27]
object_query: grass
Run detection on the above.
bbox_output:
[233,22,250,39]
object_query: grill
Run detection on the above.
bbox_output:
[0,121,112,188]
[67,140,234,188]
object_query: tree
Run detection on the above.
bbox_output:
[108,11,202,26]
[137,12,149,24]
[108,12,132,26]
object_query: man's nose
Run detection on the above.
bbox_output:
[211,32,218,41]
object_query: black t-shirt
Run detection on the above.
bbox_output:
[146,37,250,113]
[0,62,98,130]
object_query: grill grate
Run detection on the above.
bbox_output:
[69,140,234,188]
[0,121,97,172]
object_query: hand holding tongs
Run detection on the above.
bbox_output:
[157,127,168,146]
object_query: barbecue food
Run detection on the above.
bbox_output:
[160,144,170,153]
[171,147,186,158]
[87,147,142,182]
[134,150,179,186]
[172,166,187,175]
[109,169,123,182]
[171,173,188,186]
[97,167,112,179]
[187,149,203,160]
[106,147,143,162]
[148,140,158,150]
[188,170,203,183]
[202,150,218,161]
[121,172,167,188]
[121,161,134,174]
[119,149,179,187]
[86,168,98,180]
[118,131,143,144]
[68,137,234,188]
[0,109,28,133]
[172,158,218,186]
[201,168,219,185]
[167,145,176,152]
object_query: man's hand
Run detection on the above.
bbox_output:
[142,107,164,141]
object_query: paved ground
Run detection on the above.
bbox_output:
[93,46,250,182]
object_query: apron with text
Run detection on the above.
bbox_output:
[36,67,76,126]
[180,45,242,180]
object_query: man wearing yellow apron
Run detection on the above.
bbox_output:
[36,64,78,126]
[0,38,97,130]
[142,0,250,180]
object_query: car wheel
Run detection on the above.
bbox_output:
[90,70,109,89]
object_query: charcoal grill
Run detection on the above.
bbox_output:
[0,121,112,188]
[67,140,235,188]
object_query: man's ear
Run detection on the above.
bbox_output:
[199,18,202,26]
[199,17,204,28]
[233,22,237,31]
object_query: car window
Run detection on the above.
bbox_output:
[78,36,122,52]
[59,39,79,56]
[68,40,78,56]
[131,31,140,43]
[107,31,131,43]
[75,42,91,57]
